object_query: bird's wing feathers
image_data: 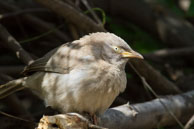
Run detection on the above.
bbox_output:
[23,42,80,75]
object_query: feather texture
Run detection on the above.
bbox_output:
[0,32,143,115]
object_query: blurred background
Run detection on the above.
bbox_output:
[0,0,194,129]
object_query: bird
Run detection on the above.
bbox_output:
[0,32,143,121]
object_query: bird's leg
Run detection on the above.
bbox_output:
[127,102,138,116]
[82,112,98,124]
[90,113,98,125]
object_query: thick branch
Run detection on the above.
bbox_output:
[36,91,194,129]
[99,90,194,129]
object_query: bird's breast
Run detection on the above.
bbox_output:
[33,63,127,115]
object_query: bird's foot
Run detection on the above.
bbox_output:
[82,112,98,125]
[127,102,138,116]
[90,113,98,125]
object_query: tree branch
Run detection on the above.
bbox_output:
[0,24,34,65]
[36,90,194,129]
[129,60,181,94]
[99,90,194,129]
[0,1,70,42]
[34,0,105,33]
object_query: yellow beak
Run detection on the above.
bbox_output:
[121,50,144,59]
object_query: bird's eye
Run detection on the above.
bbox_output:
[113,46,121,53]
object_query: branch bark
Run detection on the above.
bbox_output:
[99,90,194,129]
[36,90,194,129]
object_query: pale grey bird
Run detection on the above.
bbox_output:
[0,32,143,120]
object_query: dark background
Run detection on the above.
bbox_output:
[0,0,194,129]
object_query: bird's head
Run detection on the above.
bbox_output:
[80,32,143,69]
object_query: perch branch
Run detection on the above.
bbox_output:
[36,90,194,129]
[37,113,107,129]
[99,90,194,129]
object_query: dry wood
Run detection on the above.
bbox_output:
[184,114,194,129]
[37,113,107,129]
[99,90,194,129]
[36,90,194,129]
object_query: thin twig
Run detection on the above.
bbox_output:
[81,0,102,25]
[0,24,34,65]
[184,114,194,129]
[34,0,105,32]
[20,24,65,44]
[129,59,182,94]
[128,62,184,129]
[0,111,33,123]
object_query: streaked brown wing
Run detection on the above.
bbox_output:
[23,43,72,75]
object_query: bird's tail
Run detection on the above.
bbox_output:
[0,77,27,99]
